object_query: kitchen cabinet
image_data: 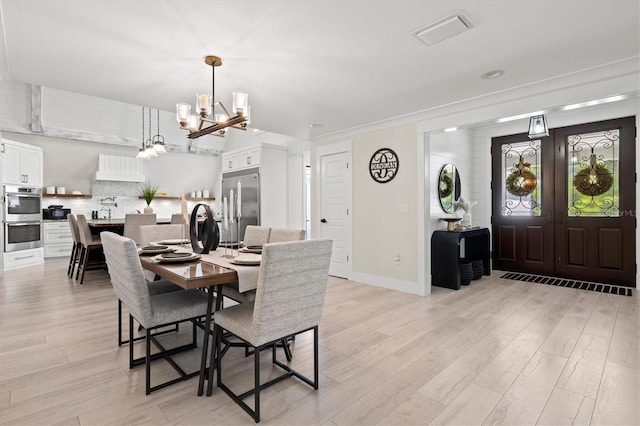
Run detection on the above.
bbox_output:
[221,146,262,172]
[4,247,44,270]
[1,139,43,187]
[43,221,74,258]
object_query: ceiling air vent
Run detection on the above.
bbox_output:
[413,13,472,46]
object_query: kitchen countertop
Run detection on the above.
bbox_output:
[88,218,173,226]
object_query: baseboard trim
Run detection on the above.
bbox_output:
[349,272,424,296]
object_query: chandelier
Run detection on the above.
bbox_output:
[176,55,249,139]
[137,107,167,159]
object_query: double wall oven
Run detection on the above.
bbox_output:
[3,185,42,252]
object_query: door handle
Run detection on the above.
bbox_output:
[320,218,327,223]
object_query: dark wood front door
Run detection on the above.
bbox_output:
[492,116,636,287]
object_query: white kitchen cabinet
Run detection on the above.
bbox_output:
[43,221,74,258]
[221,146,263,172]
[1,139,43,187]
[4,247,44,270]
[239,148,261,169]
[222,153,240,172]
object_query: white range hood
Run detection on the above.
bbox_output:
[95,154,145,182]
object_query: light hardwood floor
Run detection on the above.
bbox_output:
[0,259,638,425]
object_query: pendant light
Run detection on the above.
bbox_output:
[136,106,149,159]
[145,107,158,157]
[152,108,167,154]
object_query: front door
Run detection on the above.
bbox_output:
[492,116,636,287]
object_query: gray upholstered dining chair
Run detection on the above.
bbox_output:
[117,224,184,345]
[75,214,106,284]
[214,239,332,422]
[267,227,306,243]
[242,225,271,247]
[67,214,81,277]
[138,224,183,247]
[101,231,211,395]
[123,213,156,245]
[170,213,189,225]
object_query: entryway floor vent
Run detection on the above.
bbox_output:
[500,272,633,296]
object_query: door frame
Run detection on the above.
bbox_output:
[314,140,353,279]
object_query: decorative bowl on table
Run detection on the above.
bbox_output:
[138,245,175,256]
[155,252,201,263]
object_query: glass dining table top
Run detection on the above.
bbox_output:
[139,256,238,290]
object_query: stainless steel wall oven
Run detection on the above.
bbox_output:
[4,185,42,222]
[3,185,42,252]
[4,222,42,252]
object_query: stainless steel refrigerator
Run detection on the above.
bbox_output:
[221,167,259,243]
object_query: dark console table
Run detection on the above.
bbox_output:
[431,228,491,290]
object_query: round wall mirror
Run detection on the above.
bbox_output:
[438,164,461,213]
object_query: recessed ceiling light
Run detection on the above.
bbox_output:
[309,123,324,128]
[481,69,504,79]
[444,127,458,132]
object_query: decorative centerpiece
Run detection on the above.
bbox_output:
[139,182,159,214]
[456,197,477,229]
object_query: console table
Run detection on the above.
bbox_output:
[431,228,491,290]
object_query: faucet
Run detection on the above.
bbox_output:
[100,206,112,220]
[100,196,118,207]
[99,196,118,219]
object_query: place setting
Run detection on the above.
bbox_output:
[153,252,201,263]
[238,245,262,254]
[229,253,261,266]
[138,245,176,256]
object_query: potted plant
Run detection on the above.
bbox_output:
[140,182,159,214]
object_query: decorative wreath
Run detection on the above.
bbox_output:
[439,172,453,198]
[506,169,537,197]
[573,164,613,197]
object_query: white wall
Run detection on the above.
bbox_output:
[313,122,421,293]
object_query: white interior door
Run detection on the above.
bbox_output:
[319,150,351,278]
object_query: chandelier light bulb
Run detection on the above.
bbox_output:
[196,93,211,117]
[188,115,199,132]
[232,91,249,115]
[176,103,191,128]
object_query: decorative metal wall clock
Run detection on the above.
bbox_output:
[369,148,399,183]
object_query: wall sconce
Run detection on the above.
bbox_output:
[528,114,549,138]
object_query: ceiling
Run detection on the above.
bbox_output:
[1,0,638,140]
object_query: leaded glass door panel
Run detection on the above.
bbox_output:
[554,116,635,286]
[492,132,555,275]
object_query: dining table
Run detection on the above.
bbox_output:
[139,245,261,396]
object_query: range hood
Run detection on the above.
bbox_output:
[95,154,145,182]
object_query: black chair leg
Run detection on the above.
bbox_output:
[145,327,151,395]
[75,246,85,280]
[67,242,77,277]
[79,247,91,284]
[118,300,123,346]
[129,314,135,369]
[254,342,261,423]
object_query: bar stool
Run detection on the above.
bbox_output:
[67,214,81,277]
[75,214,106,284]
